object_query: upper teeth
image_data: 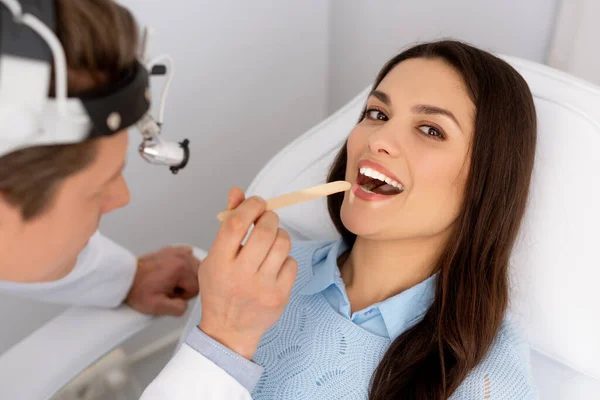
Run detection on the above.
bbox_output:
[359,167,404,190]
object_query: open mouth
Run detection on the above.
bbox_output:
[357,167,404,195]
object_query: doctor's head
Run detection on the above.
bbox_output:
[0,0,138,282]
[327,41,537,398]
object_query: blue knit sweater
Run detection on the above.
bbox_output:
[248,240,537,399]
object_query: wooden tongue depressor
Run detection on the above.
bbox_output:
[216,181,352,222]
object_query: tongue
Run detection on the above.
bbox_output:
[364,179,402,195]
[372,183,402,195]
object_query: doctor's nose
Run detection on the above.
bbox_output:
[101,176,131,214]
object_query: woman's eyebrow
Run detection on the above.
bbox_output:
[369,90,391,106]
[412,104,462,130]
[369,90,463,131]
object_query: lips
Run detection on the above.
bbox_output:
[355,160,404,195]
[357,159,403,186]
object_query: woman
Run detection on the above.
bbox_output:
[246,40,537,399]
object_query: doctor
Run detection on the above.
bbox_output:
[0,0,294,399]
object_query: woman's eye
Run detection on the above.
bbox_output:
[418,125,444,140]
[365,109,388,121]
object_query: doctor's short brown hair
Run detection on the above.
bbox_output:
[0,0,138,220]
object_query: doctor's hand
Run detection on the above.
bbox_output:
[198,187,298,360]
[126,246,201,316]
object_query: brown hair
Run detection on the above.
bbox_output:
[0,0,138,220]
[327,41,537,399]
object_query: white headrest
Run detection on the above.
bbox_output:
[246,56,600,380]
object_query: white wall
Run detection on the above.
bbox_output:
[108,0,329,255]
[327,0,560,112]
[0,0,330,391]
[547,0,600,85]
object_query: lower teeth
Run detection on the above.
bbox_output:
[360,185,375,194]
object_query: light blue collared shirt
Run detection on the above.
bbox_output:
[184,240,535,398]
[299,239,437,340]
[185,239,437,391]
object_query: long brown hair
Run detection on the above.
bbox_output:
[0,0,138,219]
[327,41,537,399]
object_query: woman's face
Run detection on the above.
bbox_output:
[341,57,475,242]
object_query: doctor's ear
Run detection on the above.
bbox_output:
[0,141,97,221]
[0,191,28,226]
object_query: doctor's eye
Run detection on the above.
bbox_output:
[364,108,388,121]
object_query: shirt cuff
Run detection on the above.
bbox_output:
[185,326,264,392]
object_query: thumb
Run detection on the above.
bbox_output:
[153,297,188,317]
[227,186,246,210]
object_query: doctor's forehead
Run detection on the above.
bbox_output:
[87,131,129,183]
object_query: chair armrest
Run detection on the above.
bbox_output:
[0,247,208,399]
[0,304,153,399]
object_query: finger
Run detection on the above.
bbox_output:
[175,272,200,299]
[227,186,246,210]
[258,228,292,278]
[161,246,194,257]
[153,297,188,317]
[213,196,267,258]
[277,256,298,289]
[187,256,201,275]
[169,248,201,274]
[180,246,194,255]
[156,254,190,283]
[238,210,279,271]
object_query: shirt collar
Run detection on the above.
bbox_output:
[377,273,436,339]
[299,239,348,296]
[299,238,437,340]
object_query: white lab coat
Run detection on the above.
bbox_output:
[140,343,251,399]
[0,231,251,399]
[0,231,137,307]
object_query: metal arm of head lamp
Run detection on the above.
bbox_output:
[136,28,190,174]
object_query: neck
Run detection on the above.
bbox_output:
[340,234,447,313]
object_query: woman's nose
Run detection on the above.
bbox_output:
[367,123,402,157]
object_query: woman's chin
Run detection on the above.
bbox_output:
[340,205,385,237]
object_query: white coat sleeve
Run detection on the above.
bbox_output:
[140,344,252,400]
[0,231,137,308]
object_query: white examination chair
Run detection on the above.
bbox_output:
[1,55,599,399]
